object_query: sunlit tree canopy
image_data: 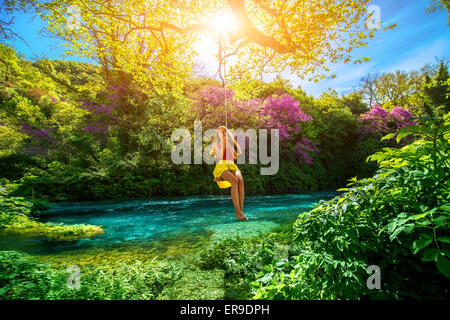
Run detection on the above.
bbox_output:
[37,0,395,95]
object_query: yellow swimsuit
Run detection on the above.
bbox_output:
[213,141,240,189]
[213,160,241,189]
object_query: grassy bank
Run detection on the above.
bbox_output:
[0,190,103,241]
[0,228,295,300]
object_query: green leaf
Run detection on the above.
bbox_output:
[433,215,448,227]
[438,237,450,243]
[411,238,432,255]
[422,248,439,262]
[258,272,274,283]
[413,212,429,220]
[395,131,410,144]
[436,256,450,279]
[381,133,395,141]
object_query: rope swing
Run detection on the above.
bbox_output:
[213,34,234,189]
[220,34,228,128]
[221,34,230,178]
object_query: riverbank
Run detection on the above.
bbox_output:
[0,192,340,253]
[0,196,301,300]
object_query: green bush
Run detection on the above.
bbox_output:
[0,251,67,300]
[0,195,103,240]
[0,251,182,300]
[251,113,450,300]
[196,233,295,299]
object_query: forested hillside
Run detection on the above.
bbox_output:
[2,44,440,201]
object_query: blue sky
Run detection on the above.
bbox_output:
[280,0,450,97]
[4,0,450,97]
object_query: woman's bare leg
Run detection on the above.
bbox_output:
[221,170,247,221]
[232,171,245,213]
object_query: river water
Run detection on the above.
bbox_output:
[0,192,340,256]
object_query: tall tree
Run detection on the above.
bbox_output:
[423,61,450,116]
[37,0,395,96]
[358,69,431,114]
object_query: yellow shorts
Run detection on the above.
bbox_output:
[213,160,241,189]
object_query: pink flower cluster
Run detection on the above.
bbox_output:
[259,95,313,140]
[294,137,320,165]
[358,105,416,143]
[191,86,263,128]
[192,86,317,165]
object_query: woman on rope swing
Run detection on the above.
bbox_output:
[211,126,248,221]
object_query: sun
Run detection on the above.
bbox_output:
[208,10,237,34]
[194,10,237,56]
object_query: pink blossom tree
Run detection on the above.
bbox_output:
[358,105,417,145]
[192,87,318,165]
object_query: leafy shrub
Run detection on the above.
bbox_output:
[0,154,45,180]
[197,239,238,270]
[0,195,103,240]
[28,198,51,217]
[0,251,182,300]
[0,196,33,226]
[197,233,295,299]
[0,251,67,300]
[71,260,182,300]
[251,113,450,300]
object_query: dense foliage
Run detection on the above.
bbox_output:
[251,113,450,299]
[0,184,103,240]
[0,4,448,299]
[1,43,404,201]
[0,250,182,299]
[34,0,394,94]
[0,227,298,300]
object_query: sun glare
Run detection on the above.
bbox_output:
[195,10,237,56]
[195,34,218,56]
[208,10,237,34]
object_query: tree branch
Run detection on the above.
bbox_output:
[227,0,291,53]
